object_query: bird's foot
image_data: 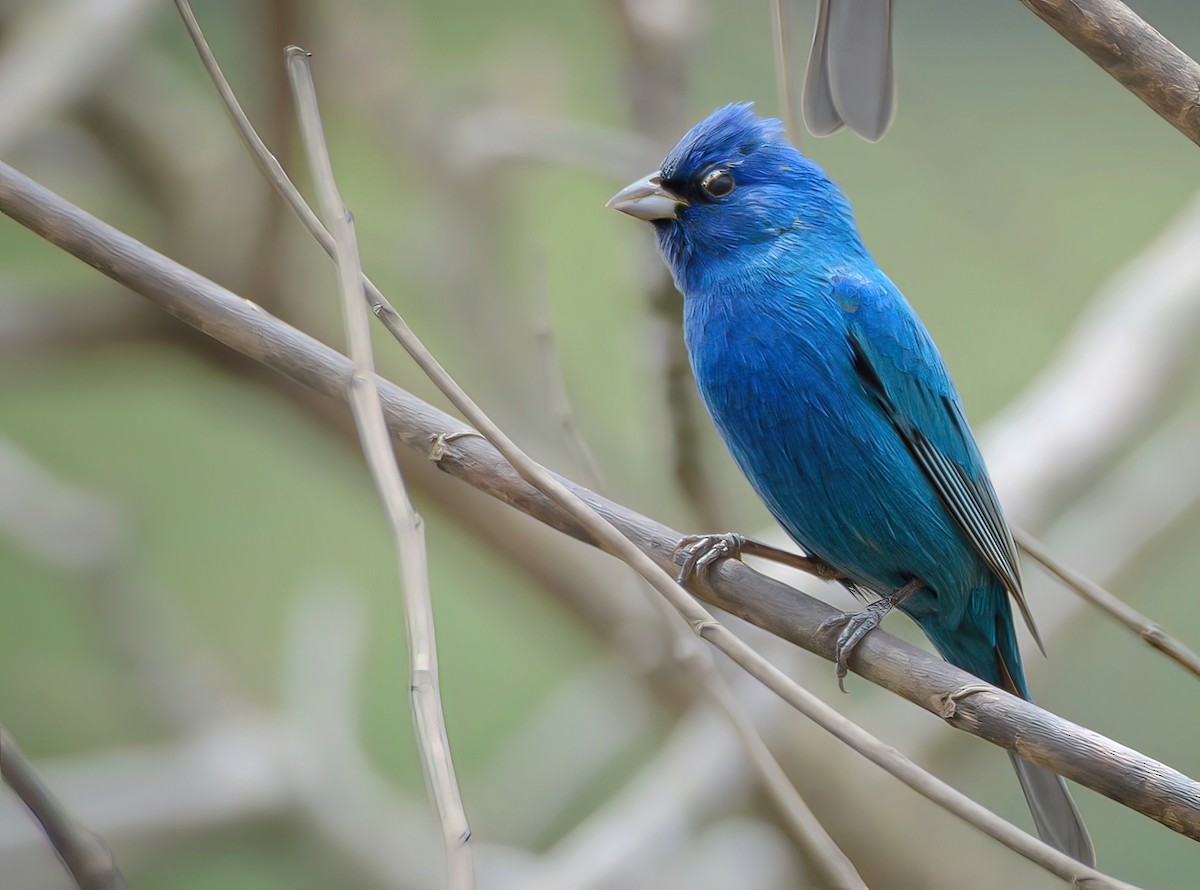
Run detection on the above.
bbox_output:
[674,533,845,585]
[674,533,748,583]
[818,601,892,693]
[818,577,923,692]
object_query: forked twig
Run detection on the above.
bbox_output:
[284,45,474,889]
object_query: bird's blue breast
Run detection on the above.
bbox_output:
[682,260,993,629]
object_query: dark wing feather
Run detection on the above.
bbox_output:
[839,278,1043,651]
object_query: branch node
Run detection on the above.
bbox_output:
[1139,623,1166,645]
[937,683,994,720]
[428,429,483,462]
[689,617,722,639]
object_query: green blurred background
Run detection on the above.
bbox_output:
[2,1,1198,887]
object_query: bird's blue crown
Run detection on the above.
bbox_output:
[652,104,861,290]
[660,103,787,184]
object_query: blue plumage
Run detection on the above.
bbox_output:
[608,104,1093,864]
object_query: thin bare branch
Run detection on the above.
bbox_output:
[0,160,1168,888]
[704,680,865,889]
[0,726,126,890]
[285,45,474,890]
[1019,0,1200,147]
[1016,528,1200,680]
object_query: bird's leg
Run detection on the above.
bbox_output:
[674,533,844,584]
[818,577,924,692]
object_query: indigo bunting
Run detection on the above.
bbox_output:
[803,0,895,140]
[608,104,1094,864]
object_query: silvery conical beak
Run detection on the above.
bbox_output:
[606,172,687,221]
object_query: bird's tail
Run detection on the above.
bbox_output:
[922,591,1095,866]
[994,623,1096,867]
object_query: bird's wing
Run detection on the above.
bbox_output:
[833,275,1043,650]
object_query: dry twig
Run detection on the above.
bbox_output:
[285,44,474,889]
[1016,528,1200,680]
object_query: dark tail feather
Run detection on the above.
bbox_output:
[995,635,1096,866]
[1008,752,1095,866]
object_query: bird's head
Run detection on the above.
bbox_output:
[608,104,858,290]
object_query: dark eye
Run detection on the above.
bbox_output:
[701,169,735,199]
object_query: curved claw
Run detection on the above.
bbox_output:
[673,533,746,584]
[818,601,889,693]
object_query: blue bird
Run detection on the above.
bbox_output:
[608,104,1094,864]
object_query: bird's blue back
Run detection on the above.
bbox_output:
[651,105,1029,693]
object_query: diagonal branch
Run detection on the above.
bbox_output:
[1019,0,1200,147]
[0,160,1194,877]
